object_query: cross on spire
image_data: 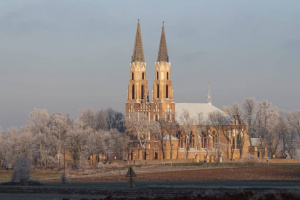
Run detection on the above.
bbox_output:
[207,83,212,104]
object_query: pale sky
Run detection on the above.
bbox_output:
[0,0,299,129]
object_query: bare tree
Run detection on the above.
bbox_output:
[106,108,125,133]
[151,120,165,159]
[179,110,194,159]
[242,98,257,146]
[208,111,229,161]
[195,112,206,159]
[224,103,247,158]
[157,114,177,160]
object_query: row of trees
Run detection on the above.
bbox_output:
[0,98,299,169]
[0,108,126,169]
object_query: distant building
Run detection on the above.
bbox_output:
[125,22,256,162]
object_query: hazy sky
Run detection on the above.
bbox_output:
[0,0,299,129]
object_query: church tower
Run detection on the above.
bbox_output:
[126,21,150,116]
[151,24,175,121]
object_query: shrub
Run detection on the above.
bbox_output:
[60,172,68,184]
[11,157,32,183]
[242,154,260,165]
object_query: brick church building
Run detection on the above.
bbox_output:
[125,22,264,162]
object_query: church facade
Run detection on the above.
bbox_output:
[125,22,261,162]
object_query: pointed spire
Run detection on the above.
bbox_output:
[132,20,145,62]
[157,22,169,62]
[207,83,212,104]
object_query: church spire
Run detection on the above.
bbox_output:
[207,83,212,104]
[157,22,169,62]
[132,20,144,62]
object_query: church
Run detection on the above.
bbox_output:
[125,22,265,162]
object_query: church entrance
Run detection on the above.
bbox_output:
[155,152,158,159]
[130,153,133,160]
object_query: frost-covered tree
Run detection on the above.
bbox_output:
[95,109,108,131]
[126,112,150,160]
[66,121,92,168]
[242,98,257,144]
[79,107,95,130]
[0,128,19,168]
[15,125,34,161]
[48,113,70,168]
[29,108,53,169]
[254,100,280,157]
[109,129,126,160]
[282,112,300,158]
[289,110,300,138]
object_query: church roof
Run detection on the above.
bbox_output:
[157,24,169,62]
[163,135,179,141]
[132,21,144,62]
[175,103,227,125]
[250,138,263,147]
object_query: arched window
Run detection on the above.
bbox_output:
[157,72,159,79]
[201,132,205,148]
[178,132,183,148]
[236,135,240,149]
[233,138,236,149]
[167,72,169,80]
[190,134,195,148]
[142,72,144,80]
[132,72,134,80]
[132,84,135,99]
[212,131,216,148]
[181,135,184,148]
[157,84,159,98]
[141,85,144,99]
[166,85,169,98]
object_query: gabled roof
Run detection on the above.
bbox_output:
[175,103,227,125]
[250,138,264,147]
[163,135,179,141]
[132,22,144,62]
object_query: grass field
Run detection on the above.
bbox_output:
[0,171,60,182]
